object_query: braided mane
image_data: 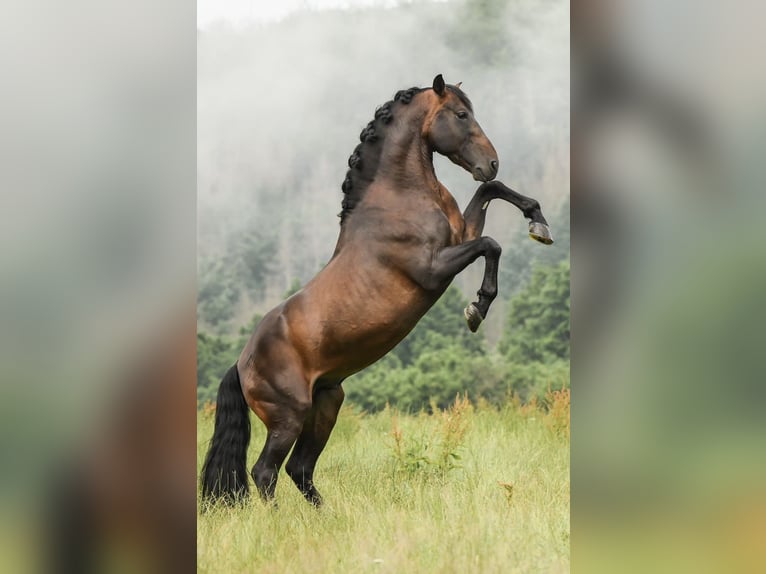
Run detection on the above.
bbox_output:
[338,86,423,225]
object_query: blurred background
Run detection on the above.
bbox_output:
[572,0,766,571]
[1,1,196,572]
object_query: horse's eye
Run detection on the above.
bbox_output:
[456,111,469,120]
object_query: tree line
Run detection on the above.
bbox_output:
[197,257,569,411]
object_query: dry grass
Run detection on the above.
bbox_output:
[544,387,571,438]
[197,396,569,573]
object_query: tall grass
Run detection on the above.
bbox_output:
[197,396,569,573]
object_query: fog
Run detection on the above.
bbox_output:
[197,0,570,328]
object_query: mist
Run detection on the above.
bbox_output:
[197,0,570,331]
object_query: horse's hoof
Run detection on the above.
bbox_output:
[464,303,483,333]
[529,221,554,245]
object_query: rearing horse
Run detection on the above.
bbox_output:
[201,75,552,506]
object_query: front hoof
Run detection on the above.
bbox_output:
[464,303,484,333]
[529,221,554,245]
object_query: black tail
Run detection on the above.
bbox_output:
[200,364,251,504]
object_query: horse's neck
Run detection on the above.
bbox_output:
[374,116,464,239]
[334,102,456,251]
[375,108,441,200]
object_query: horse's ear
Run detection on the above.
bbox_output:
[433,74,446,97]
[455,81,462,89]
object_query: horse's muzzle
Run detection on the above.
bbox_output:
[473,160,499,182]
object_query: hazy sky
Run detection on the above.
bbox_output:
[198,0,404,28]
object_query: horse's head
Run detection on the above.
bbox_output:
[424,74,499,182]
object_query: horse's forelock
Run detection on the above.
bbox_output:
[446,85,473,111]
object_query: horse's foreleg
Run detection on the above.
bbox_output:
[462,185,492,241]
[285,384,345,507]
[463,181,553,244]
[420,237,502,332]
[465,242,501,332]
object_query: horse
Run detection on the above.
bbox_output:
[201,74,552,506]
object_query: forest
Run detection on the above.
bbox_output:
[196,0,570,411]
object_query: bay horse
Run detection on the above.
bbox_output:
[201,75,552,506]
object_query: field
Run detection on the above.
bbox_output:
[197,394,570,573]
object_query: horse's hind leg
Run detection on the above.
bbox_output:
[285,385,345,506]
[249,375,312,502]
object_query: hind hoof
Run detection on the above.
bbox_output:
[464,303,484,333]
[529,221,553,245]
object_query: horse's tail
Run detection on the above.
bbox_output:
[200,363,251,504]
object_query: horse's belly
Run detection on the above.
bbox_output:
[290,277,435,379]
[333,299,428,370]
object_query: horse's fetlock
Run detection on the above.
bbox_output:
[477,287,497,301]
[523,200,541,219]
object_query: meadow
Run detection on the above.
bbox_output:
[197,393,570,573]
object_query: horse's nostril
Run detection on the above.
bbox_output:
[490,160,498,172]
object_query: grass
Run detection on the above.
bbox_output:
[197,393,570,573]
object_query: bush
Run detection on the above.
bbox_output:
[389,394,473,479]
[504,359,570,404]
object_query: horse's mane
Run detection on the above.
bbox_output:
[338,86,423,225]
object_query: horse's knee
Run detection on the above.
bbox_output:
[478,180,501,198]
[482,237,502,258]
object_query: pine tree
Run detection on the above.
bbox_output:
[500,260,570,363]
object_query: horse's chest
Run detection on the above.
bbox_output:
[437,204,465,246]
[448,211,465,245]
[429,188,465,245]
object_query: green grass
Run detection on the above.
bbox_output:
[197,397,570,573]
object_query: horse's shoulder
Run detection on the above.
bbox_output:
[435,184,465,244]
